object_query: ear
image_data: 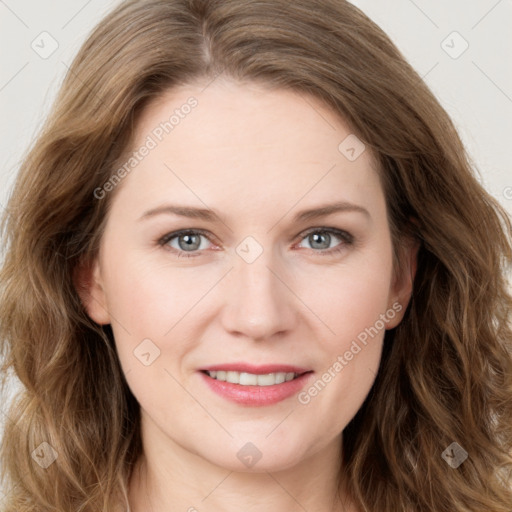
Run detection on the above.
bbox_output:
[73,257,111,325]
[385,236,420,329]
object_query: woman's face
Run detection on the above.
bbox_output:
[80,78,416,472]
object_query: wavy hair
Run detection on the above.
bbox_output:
[1,0,511,510]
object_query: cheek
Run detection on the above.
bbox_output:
[103,230,394,350]
[103,253,209,334]
[306,243,394,348]
[101,254,217,390]
[297,239,393,416]
[297,269,391,439]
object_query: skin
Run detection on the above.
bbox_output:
[77,77,418,512]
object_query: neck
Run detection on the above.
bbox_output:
[127,426,357,512]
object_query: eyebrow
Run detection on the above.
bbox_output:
[139,201,370,224]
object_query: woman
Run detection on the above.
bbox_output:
[1,1,511,511]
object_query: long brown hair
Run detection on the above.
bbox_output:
[1,1,511,510]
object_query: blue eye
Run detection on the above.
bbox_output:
[158,229,212,257]
[157,227,353,258]
[297,228,353,255]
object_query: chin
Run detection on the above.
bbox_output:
[200,437,310,473]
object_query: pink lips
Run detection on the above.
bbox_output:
[199,363,314,406]
[201,363,310,374]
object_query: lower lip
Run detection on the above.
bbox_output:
[199,371,313,406]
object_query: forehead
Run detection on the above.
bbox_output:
[110,79,384,221]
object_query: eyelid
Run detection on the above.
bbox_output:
[157,226,354,257]
[158,228,220,252]
[297,226,354,244]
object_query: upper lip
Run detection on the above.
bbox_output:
[200,363,312,375]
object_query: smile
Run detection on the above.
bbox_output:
[203,370,302,386]
[198,365,314,406]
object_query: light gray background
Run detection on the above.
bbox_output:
[1,0,511,215]
[1,0,511,502]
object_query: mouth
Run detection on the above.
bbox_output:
[198,364,314,406]
[200,369,310,386]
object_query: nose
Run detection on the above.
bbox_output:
[219,248,297,341]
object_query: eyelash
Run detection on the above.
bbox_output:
[157,227,354,259]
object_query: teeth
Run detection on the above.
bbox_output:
[226,371,239,383]
[205,370,299,386]
[239,372,258,385]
